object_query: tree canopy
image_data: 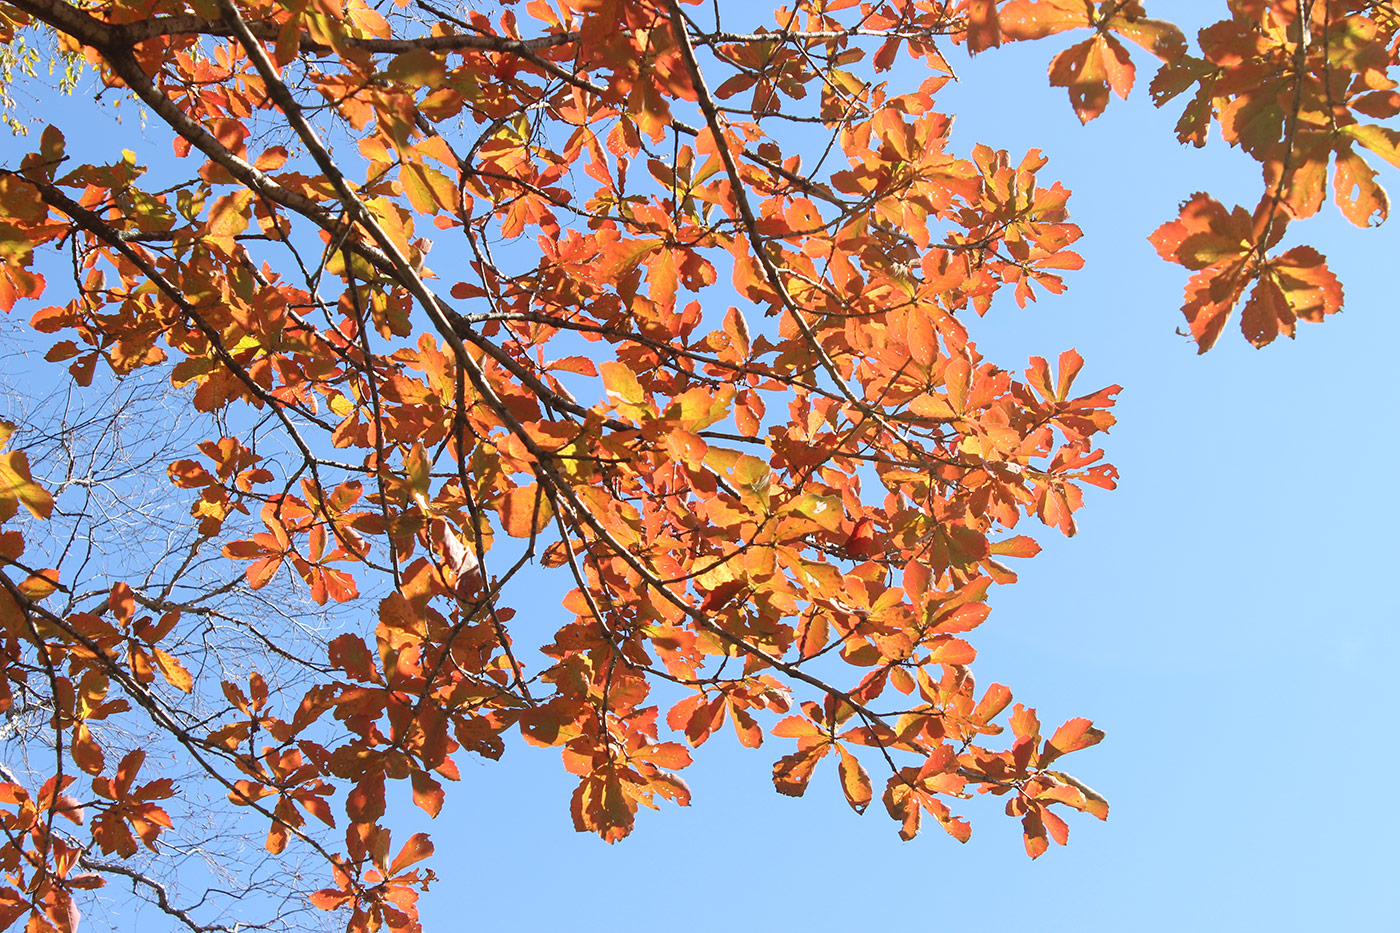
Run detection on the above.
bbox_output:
[0,1,1394,931]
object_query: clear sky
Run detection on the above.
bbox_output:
[407,25,1400,933]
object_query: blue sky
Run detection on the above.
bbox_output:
[411,26,1400,933]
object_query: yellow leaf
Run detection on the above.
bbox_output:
[0,425,53,520]
[154,649,194,693]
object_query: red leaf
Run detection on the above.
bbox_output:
[844,517,879,559]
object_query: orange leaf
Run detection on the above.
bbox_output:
[963,0,1002,54]
[496,484,552,539]
[1334,149,1389,227]
[988,535,1040,559]
[0,432,53,520]
[1022,807,1050,858]
[836,746,872,814]
[906,310,936,367]
[411,771,444,817]
[772,745,828,797]
[926,637,976,667]
[770,715,823,738]
[18,569,59,599]
[1041,717,1105,766]
[1000,0,1089,40]
[153,649,193,693]
[388,832,434,877]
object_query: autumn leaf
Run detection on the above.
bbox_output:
[0,422,53,521]
[153,649,194,693]
[836,746,872,814]
[1002,0,1186,122]
[1333,149,1389,227]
